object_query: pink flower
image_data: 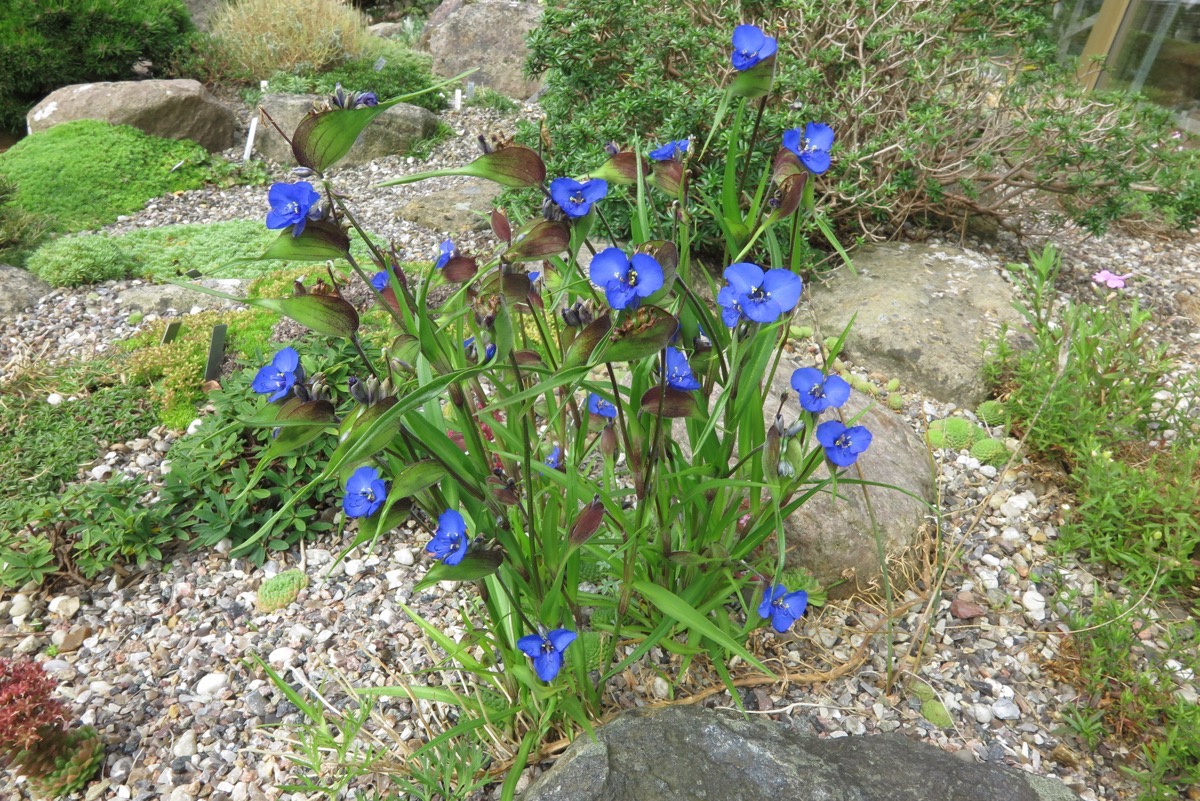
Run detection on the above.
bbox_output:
[1092,270,1133,289]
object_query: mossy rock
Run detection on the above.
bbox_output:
[975,400,1009,427]
[970,437,1010,467]
[0,121,211,234]
[257,569,309,613]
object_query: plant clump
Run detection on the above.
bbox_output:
[970,437,1010,467]
[257,569,309,612]
[926,417,983,450]
[210,0,375,77]
[0,657,104,798]
[975,400,1009,428]
[0,121,211,239]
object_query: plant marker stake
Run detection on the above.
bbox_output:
[204,324,227,382]
[243,116,258,162]
[454,88,462,111]
[467,81,476,101]
[160,321,181,346]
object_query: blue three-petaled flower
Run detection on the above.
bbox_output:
[717,262,803,326]
[343,466,388,518]
[816,420,873,467]
[782,123,836,176]
[588,247,664,310]
[731,24,777,71]
[790,367,851,413]
[549,177,608,219]
[664,347,701,391]
[426,509,470,565]
[758,584,808,633]
[266,182,321,237]
[251,347,302,402]
[517,628,577,682]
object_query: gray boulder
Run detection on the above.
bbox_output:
[521,706,1080,801]
[255,94,439,167]
[182,0,222,31]
[117,280,248,316]
[27,80,236,153]
[806,243,1026,407]
[394,178,502,233]
[421,0,543,99]
[0,263,52,315]
[770,357,934,598]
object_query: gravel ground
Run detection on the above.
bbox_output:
[2,102,1199,801]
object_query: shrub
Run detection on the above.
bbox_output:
[211,0,375,77]
[524,0,1199,249]
[0,121,211,235]
[0,0,194,134]
[26,221,288,287]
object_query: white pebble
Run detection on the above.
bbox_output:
[48,595,80,619]
[343,559,364,577]
[396,548,415,566]
[187,418,205,435]
[9,594,33,618]
[195,672,229,697]
[991,698,1020,720]
[268,647,297,667]
[173,729,198,758]
[47,393,63,406]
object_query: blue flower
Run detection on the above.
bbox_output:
[435,239,456,270]
[251,347,301,402]
[649,138,689,162]
[815,420,873,467]
[589,248,664,310]
[782,123,836,176]
[549,177,608,219]
[426,509,470,566]
[664,347,701,391]
[358,91,378,107]
[528,269,541,285]
[546,445,561,469]
[464,337,496,361]
[371,271,390,291]
[731,24,777,71]
[344,466,388,518]
[266,182,321,237]
[717,262,803,326]
[757,584,808,633]
[588,393,617,419]
[517,628,577,682]
[790,368,851,413]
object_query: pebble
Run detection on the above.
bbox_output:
[971,704,994,725]
[195,673,230,697]
[173,730,198,758]
[9,593,33,618]
[991,698,1021,721]
[268,647,297,667]
[49,594,81,619]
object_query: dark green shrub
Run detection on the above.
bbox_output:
[0,120,211,234]
[0,0,194,134]
[525,0,1199,248]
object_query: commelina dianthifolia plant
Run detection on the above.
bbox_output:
[184,26,877,796]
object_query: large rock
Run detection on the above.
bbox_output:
[27,80,236,153]
[117,279,248,316]
[420,0,543,99]
[806,243,1026,408]
[255,94,439,167]
[770,356,934,598]
[0,263,52,315]
[394,177,502,233]
[521,706,1080,801]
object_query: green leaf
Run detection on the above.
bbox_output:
[254,294,360,338]
[414,551,504,591]
[262,399,336,461]
[632,581,775,677]
[390,460,448,499]
[604,305,677,363]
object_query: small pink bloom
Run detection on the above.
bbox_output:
[1092,270,1133,289]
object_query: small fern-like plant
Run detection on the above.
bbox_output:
[257,569,309,613]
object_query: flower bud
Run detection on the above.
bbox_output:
[600,424,618,458]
